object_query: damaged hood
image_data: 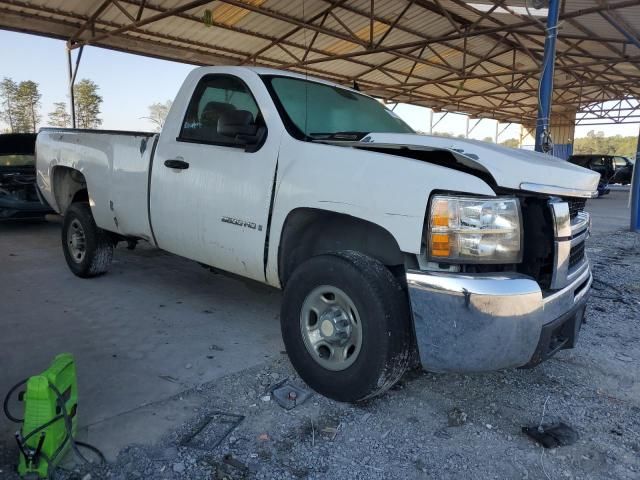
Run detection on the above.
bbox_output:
[359,133,600,198]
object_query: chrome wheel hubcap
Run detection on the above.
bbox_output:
[67,219,86,263]
[300,286,362,371]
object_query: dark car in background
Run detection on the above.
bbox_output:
[0,133,53,220]
[568,154,634,185]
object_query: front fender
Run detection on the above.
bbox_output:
[265,136,496,286]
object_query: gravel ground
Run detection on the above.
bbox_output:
[1,229,638,480]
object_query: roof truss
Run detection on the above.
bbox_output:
[1,0,639,124]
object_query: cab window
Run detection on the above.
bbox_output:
[179,75,262,146]
[613,157,628,168]
[570,156,589,167]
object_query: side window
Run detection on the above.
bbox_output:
[613,157,627,168]
[179,75,261,146]
[590,156,606,167]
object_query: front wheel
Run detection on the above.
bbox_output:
[62,202,114,278]
[280,251,413,402]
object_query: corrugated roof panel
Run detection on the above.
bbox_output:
[0,0,637,124]
[399,10,455,38]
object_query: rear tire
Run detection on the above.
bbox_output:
[62,202,114,278]
[281,251,413,403]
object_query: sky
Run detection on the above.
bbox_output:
[1,30,639,141]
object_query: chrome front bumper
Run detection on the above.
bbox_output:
[406,261,592,372]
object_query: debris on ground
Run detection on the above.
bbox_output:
[615,353,633,362]
[522,422,579,448]
[222,453,248,472]
[319,419,341,441]
[179,412,244,450]
[447,407,468,427]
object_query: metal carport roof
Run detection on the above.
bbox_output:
[1,0,639,125]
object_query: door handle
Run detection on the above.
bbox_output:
[164,159,189,170]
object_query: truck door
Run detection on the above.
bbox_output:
[150,73,280,282]
[589,156,609,181]
[611,156,631,184]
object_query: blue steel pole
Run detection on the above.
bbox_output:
[534,0,561,153]
[631,129,640,232]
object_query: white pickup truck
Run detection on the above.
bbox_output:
[37,66,599,402]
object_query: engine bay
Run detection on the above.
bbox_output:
[0,168,40,202]
[0,133,52,219]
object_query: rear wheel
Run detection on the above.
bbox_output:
[281,251,413,402]
[62,202,114,278]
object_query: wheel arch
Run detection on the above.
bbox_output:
[277,207,406,287]
[51,166,88,214]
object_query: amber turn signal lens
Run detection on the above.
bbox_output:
[431,233,450,257]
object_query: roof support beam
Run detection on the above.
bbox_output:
[76,0,216,47]
[215,0,369,47]
[70,0,112,42]
[275,0,639,71]
[135,0,146,22]
[1,0,638,126]
[599,10,640,50]
[66,44,83,128]
[374,0,413,49]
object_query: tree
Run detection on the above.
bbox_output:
[500,138,520,148]
[573,130,638,157]
[433,131,455,138]
[144,100,172,131]
[0,78,18,132]
[74,79,102,129]
[0,78,41,133]
[15,81,41,132]
[482,136,494,143]
[48,102,72,128]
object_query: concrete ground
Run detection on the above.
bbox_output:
[0,189,636,478]
[585,187,631,234]
[0,220,283,461]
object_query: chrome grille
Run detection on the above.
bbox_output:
[567,198,587,220]
[549,200,590,290]
[516,196,555,290]
[569,242,586,270]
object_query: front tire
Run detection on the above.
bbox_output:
[281,251,413,402]
[62,202,114,278]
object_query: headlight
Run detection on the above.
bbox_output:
[428,195,522,264]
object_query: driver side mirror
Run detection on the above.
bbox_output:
[218,110,261,145]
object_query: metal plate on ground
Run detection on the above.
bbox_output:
[272,383,312,410]
[179,411,244,450]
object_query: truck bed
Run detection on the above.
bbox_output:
[36,128,158,242]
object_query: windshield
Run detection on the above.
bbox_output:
[1,154,34,167]
[262,75,414,140]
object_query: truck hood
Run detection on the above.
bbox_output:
[357,133,599,198]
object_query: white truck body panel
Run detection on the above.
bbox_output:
[149,68,283,282]
[36,65,599,289]
[364,133,600,194]
[35,65,599,379]
[37,129,157,242]
[264,135,495,285]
